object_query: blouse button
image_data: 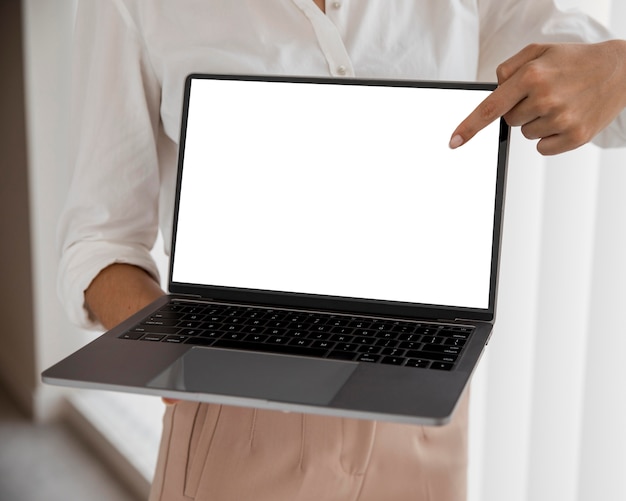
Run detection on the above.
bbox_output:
[332,2,341,8]
[337,65,347,76]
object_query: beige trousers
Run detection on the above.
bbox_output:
[149,390,469,501]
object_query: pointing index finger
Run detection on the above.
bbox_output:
[449,82,524,149]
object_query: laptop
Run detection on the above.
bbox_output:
[43,74,510,426]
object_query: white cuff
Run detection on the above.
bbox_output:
[58,241,161,330]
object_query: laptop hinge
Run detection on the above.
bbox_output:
[171,293,203,300]
[453,317,491,325]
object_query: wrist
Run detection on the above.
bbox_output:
[85,263,165,330]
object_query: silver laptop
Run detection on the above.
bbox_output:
[43,74,510,426]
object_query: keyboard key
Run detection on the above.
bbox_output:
[381,356,406,365]
[421,335,443,345]
[119,331,143,340]
[284,313,306,323]
[357,345,382,354]
[330,327,354,335]
[398,333,421,342]
[374,331,398,340]
[311,325,332,333]
[354,337,376,345]
[308,316,329,326]
[268,336,289,344]
[179,320,203,329]
[444,337,467,347]
[371,322,392,332]
[225,317,246,325]
[330,334,353,344]
[199,330,222,339]
[398,340,421,350]
[334,343,358,352]
[200,322,223,331]
[407,350,458,363]
[266,328,288,337]
[390,322,418,333]
[406,358,430,368]
[182,313,206,322]
[135,325,180,335]
[164,335,188,344]
[180,328,204,337]
[381,348,405,357]
[356,354,381,363]
[328,318,350,327]
[327,351,358,361]
[422,344,461,355]
[240,325,266,335]
[141,334,165,342]
[348,320,370,329]
[439,328,472,340]
[151,311,181,319]
[431,362,454,371]
[224,324,244,333]
[289,338,312,347]
[266,320,290,328]
[285,329,308,338]
[416,327,440,336]
[308,332,333,341]
[311,340,334,349]
[181,306,205,314]
[375,338,399,348]
[185,337,215,347]
[244,334,269,343]
[223,332,246,341]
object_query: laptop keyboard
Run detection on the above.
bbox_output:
[119,300,473,370]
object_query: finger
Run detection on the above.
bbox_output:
[519,117,556,141]
[449,81,526,149]
[536,135,567,156]
[502,97,539,127]
[449,44,551,149]
[162,397,180,406]
[536,130,589,156]
[496,44,550,84]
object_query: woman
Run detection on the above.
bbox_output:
[59,1,626,499]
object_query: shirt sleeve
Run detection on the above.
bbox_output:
[57,0,162,329]
[477,0,626,148]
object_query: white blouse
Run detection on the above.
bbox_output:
[59,0,626,328]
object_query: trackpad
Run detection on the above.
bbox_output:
[148,347,357,405]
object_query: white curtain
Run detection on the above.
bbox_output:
[468,1,626,500]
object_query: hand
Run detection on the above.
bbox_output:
[83,265,177,405]
[450,40,626,155]
[162,397,180,406]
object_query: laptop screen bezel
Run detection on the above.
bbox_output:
[168,74,510,323]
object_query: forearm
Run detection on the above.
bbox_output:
[84,263,165,330]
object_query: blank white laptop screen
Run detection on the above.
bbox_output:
[172,78,500,310]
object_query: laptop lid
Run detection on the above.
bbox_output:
[169,74,509,323]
